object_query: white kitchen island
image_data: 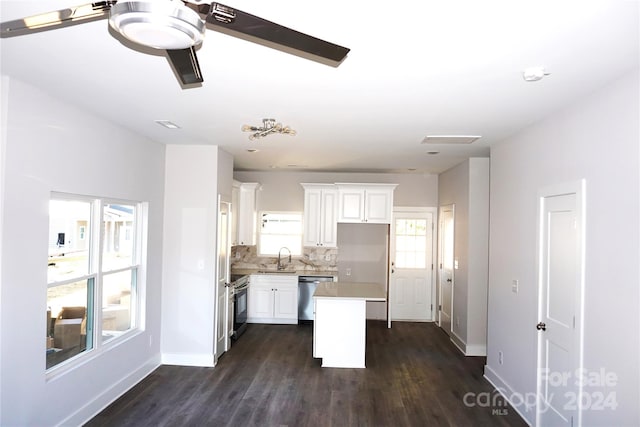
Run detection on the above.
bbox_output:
[312,282,386,368]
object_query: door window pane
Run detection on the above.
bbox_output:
[395,219,428,269]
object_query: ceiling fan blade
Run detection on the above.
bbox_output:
[0,1,116,38]
[166,47,204,85]
[187,2,350,63]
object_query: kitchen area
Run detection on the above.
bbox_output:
[226,179,397,367]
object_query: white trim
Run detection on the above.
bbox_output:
[389,206,438,326]
[449,330,487,356]
[437,204,455,332]
[61,354,161,427]
[484,365,534,426]
[450,330,465,354]
[464,344,486,356]
[162,352,216,367]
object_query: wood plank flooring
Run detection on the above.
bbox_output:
[86,321,527,427]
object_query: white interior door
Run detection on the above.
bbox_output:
[438,205,454,335]
[390,209,434,321]
[215,199,231,362]
[536,183,584,427]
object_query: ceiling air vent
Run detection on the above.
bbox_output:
[421,135,481,144]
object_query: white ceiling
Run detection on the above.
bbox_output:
[1,0,638,174]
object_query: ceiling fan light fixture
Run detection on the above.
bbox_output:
[109,1,205,50]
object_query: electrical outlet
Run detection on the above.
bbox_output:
[512,279,519,293]
[345,268,351,276]
[498,351,503,365]
[325,254,331,261]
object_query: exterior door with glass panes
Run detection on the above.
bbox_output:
[389,209,434,322]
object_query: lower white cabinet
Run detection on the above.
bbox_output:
[248,275,298,324]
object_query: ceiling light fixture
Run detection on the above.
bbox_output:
[109,1,205,50]
[155,119,180,129]
[241,118,297,141]
[523,66,550,82]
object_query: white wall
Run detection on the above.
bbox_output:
[161,145,233,366]
[337,223,389,319]
[233,171,439,211]
[0,78,166,426]
[485,70,639,425]
[438,158,489,356]
[467,159,489,355]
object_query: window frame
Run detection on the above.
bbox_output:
[46,193,145,375]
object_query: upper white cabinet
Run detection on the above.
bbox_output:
[232,182,260,246]
[231,180,241,245]
[301,184,338,247]
[336,183,397,224]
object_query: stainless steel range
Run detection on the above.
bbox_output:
[230,274,249,340]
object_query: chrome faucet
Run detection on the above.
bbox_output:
[277,247,291,270]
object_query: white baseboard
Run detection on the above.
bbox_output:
[450,331,466,354]
[162,352,215,367]
[465,343,486,356]
[484,364,533,426]
[61,354,161,427]
[449,332,487,356]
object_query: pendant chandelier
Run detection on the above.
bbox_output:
[241,118,297,141]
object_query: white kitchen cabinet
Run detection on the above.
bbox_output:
[235,182,259,245]
[301,184,338,247]
[247,275,298,324]
[231,180,241,246]
[336,184,397,224]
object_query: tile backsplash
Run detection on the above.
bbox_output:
[231,245,338,272]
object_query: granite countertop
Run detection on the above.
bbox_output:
[313,282,386,301]
[231,268,338,278]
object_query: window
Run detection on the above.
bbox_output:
[46,195,143,371]
[258,212,302,256]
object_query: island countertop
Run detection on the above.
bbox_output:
[313,282,386,301]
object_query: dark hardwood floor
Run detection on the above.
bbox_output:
[86,321,527,427]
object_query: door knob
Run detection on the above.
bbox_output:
[536,322,546,331]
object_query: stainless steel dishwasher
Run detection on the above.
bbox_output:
[298,275,334,323]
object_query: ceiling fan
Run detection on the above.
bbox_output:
[0,1,350,86]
